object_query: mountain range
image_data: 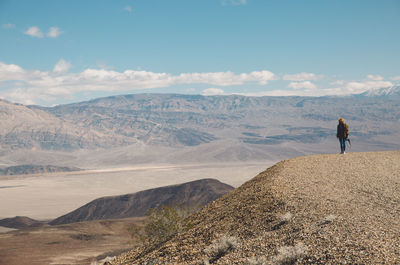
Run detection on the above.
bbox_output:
[0,86,399,167]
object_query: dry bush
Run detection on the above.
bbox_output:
[319,214,337,226]
[272,242,307,265]
[273,212,293,230]
[130,204,195,247]
[280,212,293,223]
[203,236,239,264]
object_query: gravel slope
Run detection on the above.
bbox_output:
[111,151,400,264]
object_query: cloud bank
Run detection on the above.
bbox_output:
[202,88,225,96]
[0,60,277,104]
[0,61,397,105]
[288,81,317,90]
[283,72,322,81]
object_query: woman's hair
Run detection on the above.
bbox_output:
[338,118,345,124]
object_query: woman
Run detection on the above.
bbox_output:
[336,118,349,154]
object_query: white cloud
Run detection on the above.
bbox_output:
[0,61,278,105]
[176,70,277,86]
[330,80,345,85]
[283,72,322,81]
[202,88,225,96]
[124,5,132,12]
[343,81,393,93]
[3,23,15,29]
[222,0,247,6]
[0,62,25,81]
[241,80,395,97]
[24,26,43,38]
[47,27,63,38]
[53,59,72,73]
[316,80,394,97]
[3,61,395,105]
[23,26,63,38]
[288,81,317,90]
[391,75,400,81]
[236,90,312,97]
[0,88,37,105]
[367,74,383,81]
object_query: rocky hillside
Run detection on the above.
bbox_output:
[111,151,400,264]
[50,179,233,225]
[0,164,80,175]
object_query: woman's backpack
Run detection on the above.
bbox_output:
[344,123,349,139]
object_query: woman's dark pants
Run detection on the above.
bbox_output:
[339,138,346,153]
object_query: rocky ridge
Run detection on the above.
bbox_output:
[111,151,400,264]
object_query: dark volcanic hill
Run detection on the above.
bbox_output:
[50,178,233,225]
[0,216,45,229]
[0,165,81,175]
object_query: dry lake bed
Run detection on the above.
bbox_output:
[0,162,272,220]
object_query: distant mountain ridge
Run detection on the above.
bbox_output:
[50,178,234,225]
[1,92,400,165]
[0,165,80,175]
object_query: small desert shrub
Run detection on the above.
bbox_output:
[130,204,195,246]
[319,214,337,226]
[93,256,115,265]
[324,214,336,222]
[273,212,293,230]
[280,212,293,223]
[203,236,239,264]
[272,242,307,265]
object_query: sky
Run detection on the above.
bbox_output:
[0,0,400,106]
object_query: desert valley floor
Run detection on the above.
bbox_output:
[0,162,272,220]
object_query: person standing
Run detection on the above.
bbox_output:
[337,118,349,154]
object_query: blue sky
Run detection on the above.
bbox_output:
[1,0,400,105]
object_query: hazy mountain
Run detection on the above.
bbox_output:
[50,178,233,225]
[0,99,131,151]
[1,93,399,166]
